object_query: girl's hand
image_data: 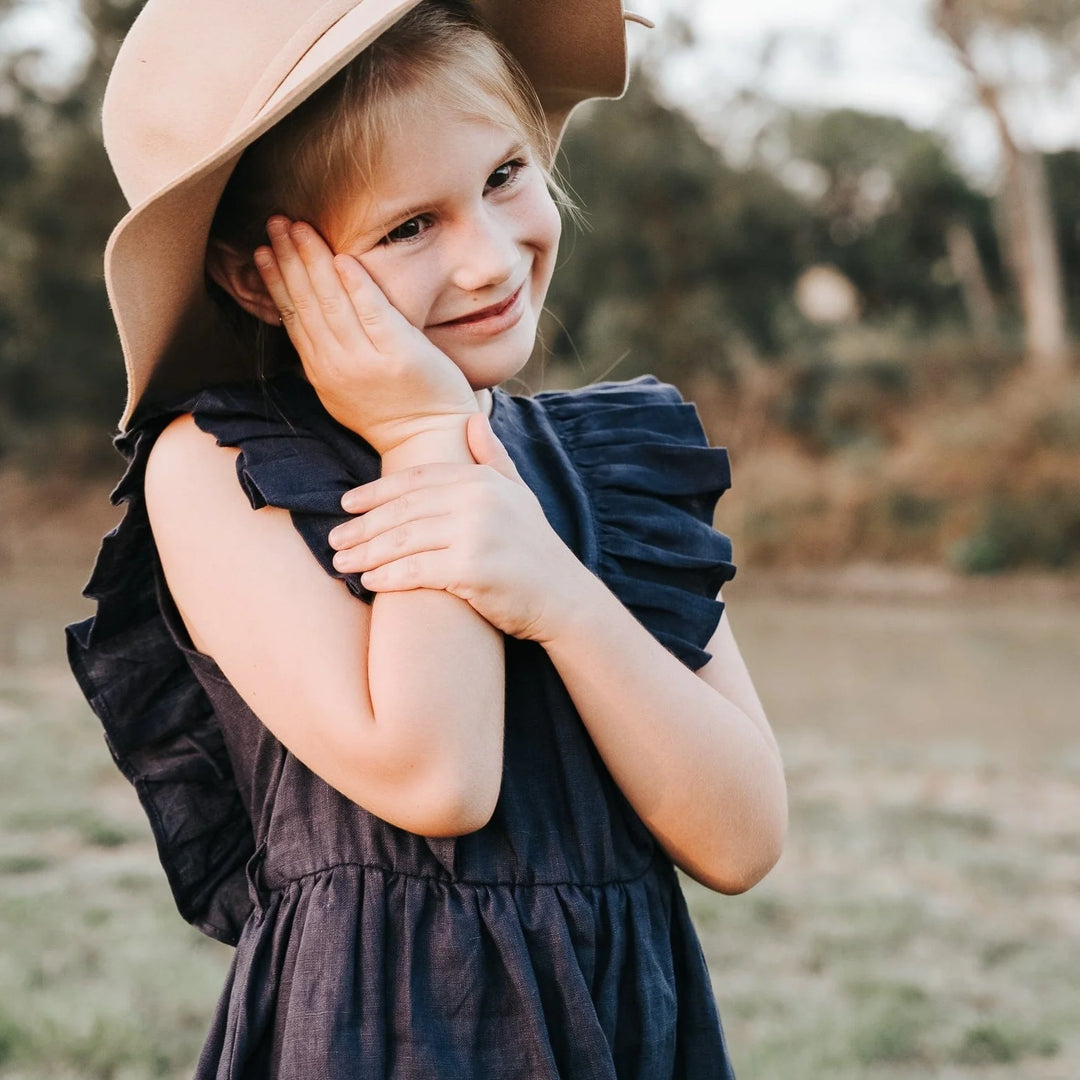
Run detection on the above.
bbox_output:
[254,216,480,455]
[328,411,586,642]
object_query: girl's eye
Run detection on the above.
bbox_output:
[485,159,526,193]
[378,158,528,245]
[381,216,432,245]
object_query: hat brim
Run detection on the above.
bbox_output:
[108,0,631,429]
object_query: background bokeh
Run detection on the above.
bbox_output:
[1,1,1078,1077]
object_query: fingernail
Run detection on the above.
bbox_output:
[266,217,288,238]
[254,248,273,269]
[342,489,368,512]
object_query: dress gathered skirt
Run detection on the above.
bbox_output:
[67,372,739,1079]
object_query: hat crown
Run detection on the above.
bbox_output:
[102,0,363,208]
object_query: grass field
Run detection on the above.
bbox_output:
[2,482,1078,1078]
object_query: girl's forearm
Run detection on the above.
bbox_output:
[537,564,787,894]
[363,424,506,835]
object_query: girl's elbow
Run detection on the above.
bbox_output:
[414,767,502,837]
[342,747,502,838]
[341,703,504,836]
[693,845,783,896]
[413,733,503,836]
[691,803,788,896]
[713,832,786,895]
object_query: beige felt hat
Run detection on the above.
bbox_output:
[103,0,649,429]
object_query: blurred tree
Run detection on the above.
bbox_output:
[1045,150,1080,333]
[932,0,1078,372]
[0,102,33,443]
[780,108,1001,336]
[0,0,139,445]
[547,69,806,387]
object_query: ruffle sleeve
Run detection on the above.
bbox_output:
[64,377,381,945]
[66,417,254,945]
[186,377,381,603]
[538,375,736,671]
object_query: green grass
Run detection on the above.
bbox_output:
[689,729,1080,1079]
[3,576,1079,1078]
[0,667,231,1080]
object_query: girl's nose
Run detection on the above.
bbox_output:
[449,209,518,293]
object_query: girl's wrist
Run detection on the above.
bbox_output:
[379,418,476,471]
[528,554,611,649]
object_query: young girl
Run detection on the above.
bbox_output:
[67,0,787,1075]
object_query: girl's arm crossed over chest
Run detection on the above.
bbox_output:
[144,414,506,838]
[535,565,787,894]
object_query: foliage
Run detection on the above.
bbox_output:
[548,71,807,384]
[950,488,1080,574]
[934,0,1080,55]
[931,0,1077,371]
[781,356,911,453]
[778,108,1001,326]
[1047,150,1080,330]
[547,77,1012,393]
[0,0,139,441]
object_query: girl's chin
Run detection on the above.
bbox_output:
[454,350,534,389]
[434,326,538,384]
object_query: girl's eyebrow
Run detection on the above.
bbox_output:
[343,137,530,250]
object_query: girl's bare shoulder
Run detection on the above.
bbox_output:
[142,410,360,658]
[144,412,239,513]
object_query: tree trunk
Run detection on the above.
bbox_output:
[945,220,998,341]
[934,0,1071,373]
[998,142,1070,372]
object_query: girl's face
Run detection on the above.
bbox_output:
[326,96,562,391]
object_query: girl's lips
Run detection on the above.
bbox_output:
[432,283,525,331]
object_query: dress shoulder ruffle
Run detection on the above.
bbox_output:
[536,375,736,671]
[185,376,382,602]
[65,376,379,944]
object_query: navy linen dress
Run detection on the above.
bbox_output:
[66,372,739,1079]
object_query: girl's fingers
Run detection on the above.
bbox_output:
[357,549,457,594]
[264,216,307,310]
[265,217,350,351]
[331,514,453,575]
[334,253,412,355]
[338,463,466,517]
[330,476,463,550]
[287,222,368,348]
[467,412,526,486]
[253,244,313,357]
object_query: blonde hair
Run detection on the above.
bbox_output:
[210,0,561,256]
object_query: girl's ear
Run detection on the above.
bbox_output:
[206,240,280,326]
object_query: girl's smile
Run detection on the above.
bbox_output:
[326,97,561,391]
[429,280,525,332]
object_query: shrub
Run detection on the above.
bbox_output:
[951,489,1080,573]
